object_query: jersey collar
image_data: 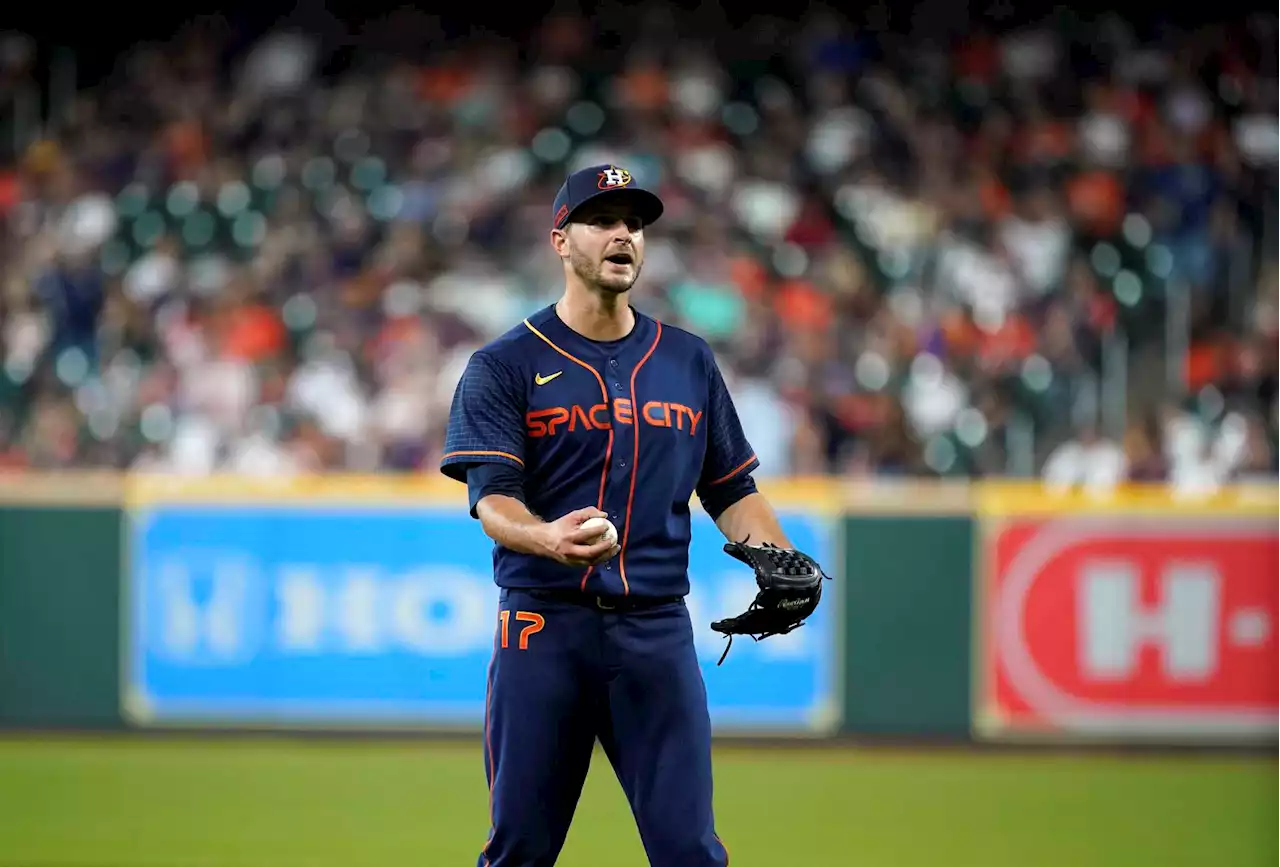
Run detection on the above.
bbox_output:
[531,302,657,363]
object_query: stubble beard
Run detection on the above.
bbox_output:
[569,245,640,295]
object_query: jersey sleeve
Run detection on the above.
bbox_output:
[695,348,760,504]
[440,350,527,483]
[466,462,526,518]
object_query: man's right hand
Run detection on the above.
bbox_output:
[537,507,620,567]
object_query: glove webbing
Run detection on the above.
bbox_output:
[714,601,801,666]
[715,535,812,666]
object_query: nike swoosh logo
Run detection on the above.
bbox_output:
[534,371,563,386]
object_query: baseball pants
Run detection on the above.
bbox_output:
[476,587,730,867]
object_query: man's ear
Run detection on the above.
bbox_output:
[550,227,569,258]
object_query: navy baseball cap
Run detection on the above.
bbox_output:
[551,164,664,230]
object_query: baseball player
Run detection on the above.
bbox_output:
[441,164,827,867]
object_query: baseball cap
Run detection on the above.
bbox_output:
[551,164,664,230]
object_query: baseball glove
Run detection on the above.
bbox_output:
[709,538,830,665]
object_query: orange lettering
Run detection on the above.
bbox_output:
[687,409,703,436]
[545,406,571,436]
[642,401,671,427]
[515,611,545,649]
[530,401,699,437]
[526,407,571,437]
[500,610,545,651]
[669,403,688,430]
[569,405,592,432]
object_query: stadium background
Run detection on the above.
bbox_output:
[0,2,1275,865]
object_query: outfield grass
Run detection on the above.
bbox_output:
[0,737,1273,867]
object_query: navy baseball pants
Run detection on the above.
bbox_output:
[477,588,730,867]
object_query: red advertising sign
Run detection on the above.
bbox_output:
[979,516,1278,739]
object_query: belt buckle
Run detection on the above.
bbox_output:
[595,596,616,611]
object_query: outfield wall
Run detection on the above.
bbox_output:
[0,474,1274,745]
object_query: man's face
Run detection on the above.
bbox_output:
[554,199,646,294]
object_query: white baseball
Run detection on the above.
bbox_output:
[580,516,618,546]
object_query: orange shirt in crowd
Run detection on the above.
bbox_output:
[218,304,287,362]
[1066,170,1124,236]
[774,279,832,333]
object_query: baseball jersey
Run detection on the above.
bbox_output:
[440,303,759,598]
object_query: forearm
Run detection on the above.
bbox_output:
[713,492,792,547]
[475,494,553,558]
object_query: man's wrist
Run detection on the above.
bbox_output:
[524,522,550,557]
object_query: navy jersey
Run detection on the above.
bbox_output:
[440,304,758,598]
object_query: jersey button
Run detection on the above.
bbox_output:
[609,358,618,367]
[613,381,623,390]
[617,460,627,468]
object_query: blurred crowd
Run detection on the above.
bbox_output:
[0,5,1276,489]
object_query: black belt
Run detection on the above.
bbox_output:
[525,588,682,612]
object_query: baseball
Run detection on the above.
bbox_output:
[580,516,618,546]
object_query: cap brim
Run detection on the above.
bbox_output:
[559,188,664,229]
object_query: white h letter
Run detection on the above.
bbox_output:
[1079,561,1219,681]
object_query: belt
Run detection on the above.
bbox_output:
[525,588,682,612]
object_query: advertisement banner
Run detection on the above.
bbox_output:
[977,514,1278,741]
[124,501,837,733]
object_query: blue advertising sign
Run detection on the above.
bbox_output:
[125,503,836,732]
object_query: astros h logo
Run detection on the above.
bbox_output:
[597,167,633,190]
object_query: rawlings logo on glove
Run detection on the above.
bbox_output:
[709,538,830,665]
